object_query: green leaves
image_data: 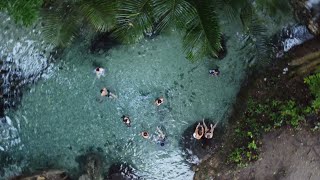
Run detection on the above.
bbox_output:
[113,0,153,43]
[79,0,116,32]
[152,0,196,31]
[0,0,43,26]
[183,0,222,60]
[41,5,81,47]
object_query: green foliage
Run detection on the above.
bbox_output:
[279,100,303,127]
[229,97,307,166]
[183,0,222,60]
[255,0,291,17]
[42,0,116,47]
[304,73,320,112]
[0,0,43,25]
[113,0,153,43]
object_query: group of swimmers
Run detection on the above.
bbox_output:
[95,66,218,145]
[193,119,218,140]
[95,67,166,145]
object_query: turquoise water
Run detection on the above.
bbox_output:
[5,33,246,179]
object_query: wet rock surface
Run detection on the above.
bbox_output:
[272,25,314,58]
[107,163,139,180]
[180,120,224,165]
[291,0,320,36]
[76,152,104,180]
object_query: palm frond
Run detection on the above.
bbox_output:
[183,0,221,60]
[152,0,196,31]
[78,0,116,32]
[113,0,153,43]
[41,6,81,47]
[255,0,291,16]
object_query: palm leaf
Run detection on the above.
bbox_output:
[78,0,116,32]
[183,0,221,60]
[152,0,196,31]
[41,6,81,47]
[113,0,153,43]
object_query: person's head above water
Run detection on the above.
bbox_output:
[122,116,131,126]
[160,142,165,146]
[96,67,100,71]
[155,97,164,106]
[141,131,149,139]
[209,69,220,76]
[100,88,108,96]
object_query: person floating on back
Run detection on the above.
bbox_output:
[100,87,117,99]
[193,122,204,140]
[140,131,150,139]
[121,115,131,127]
[209,69,220,76]
[154,97,164,106]
[156,126,166,146]
[202,119,218,139]
[95,67,105,79]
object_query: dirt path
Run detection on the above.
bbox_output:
[221,128,320,180]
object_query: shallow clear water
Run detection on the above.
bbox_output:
[4,32,247,179]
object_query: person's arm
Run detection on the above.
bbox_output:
[157,127,165,137]
[212,122,218,129]
[110,92,117,99]
[202,119,208,132]
[194,124,199,135]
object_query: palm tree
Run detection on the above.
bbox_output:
[40,0,290,62]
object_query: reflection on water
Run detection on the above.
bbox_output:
[3,33,246,179]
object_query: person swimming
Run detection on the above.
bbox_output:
[154,97,164,106]
[202,119,218,139]
[121,115,131,127]
[209,69,220,76]
[140,131,150,139]
[100,87,117,99]
[155,126,166,146]
[95,67,105,79]
[193,122,204,140]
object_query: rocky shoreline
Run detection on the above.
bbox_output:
[194,36,320,179]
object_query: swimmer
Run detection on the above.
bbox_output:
[140,131,150,139]
[100,88,117,99]
[156,127,166,141]
[203,119,217,139]
[154,97,164,106]
[94,67,105,79]
[193,122,204,140]
[209,69,220,76]
[121,115,131,127]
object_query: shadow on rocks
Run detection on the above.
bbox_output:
[76,151,104,180]
[107,163,140,180]
[180,119,224,165]
[90,32,119,54]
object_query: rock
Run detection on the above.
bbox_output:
[77,152,104,180]
[291,0,320,36]
[180,120,224,165]
[10,170,70,180]
[107,163,139,180]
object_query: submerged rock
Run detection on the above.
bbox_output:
[107,163,139,180]
[77,152,104,180]
[90,32,119,54]
[180,120,224,165]
[10,170,71,180]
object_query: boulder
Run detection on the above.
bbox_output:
[291,0,320,36]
